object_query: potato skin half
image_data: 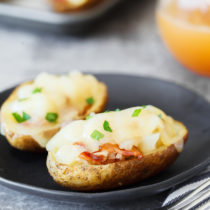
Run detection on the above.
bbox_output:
[1,81,107,152]
[46,133,188,192]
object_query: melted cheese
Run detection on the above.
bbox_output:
[0,72,106,148]
[47,105,187,165]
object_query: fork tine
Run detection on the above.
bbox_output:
[182,190,210,210]
[169,179,210,210]
[196,199,210,210]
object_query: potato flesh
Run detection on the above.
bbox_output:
[47,105,186,165]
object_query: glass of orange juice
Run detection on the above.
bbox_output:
[156,0,210,76]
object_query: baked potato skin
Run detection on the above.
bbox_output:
[49,0,101,13]
[5,133,45,152]
[1,81,107,152]
[47,132,188,192]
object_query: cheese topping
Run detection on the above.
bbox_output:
[47,106,187,165]
[0,72,106,147]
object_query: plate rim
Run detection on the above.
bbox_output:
[0,73,209,202]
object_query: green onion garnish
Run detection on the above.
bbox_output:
[132,108,142,117]
[104,110,110,113]
[12,112,31,123]
[86,97,94,105]
[45,112,58,123]
[22,112,31,121]
[32,87,42,94]
[142,105,146,108]
[158,114,162,119]
[12,113,22,123]
[115,108,120,112]
[103,120,112,132]
[91,130,104,141]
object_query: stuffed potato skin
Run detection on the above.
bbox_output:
[47,128,188,191]
[0,76,107,152]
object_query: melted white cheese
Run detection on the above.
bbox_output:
[0,72,106,148]
[140,133,160,152]
[47,105,187,165]
[11,94,57,121]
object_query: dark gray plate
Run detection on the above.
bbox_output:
[0,74,209,203]
[0,0,121,32]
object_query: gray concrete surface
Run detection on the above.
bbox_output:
[0,0,209,209]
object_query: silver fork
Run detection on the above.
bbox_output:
[196,199,210,210]
[168,179,210,210]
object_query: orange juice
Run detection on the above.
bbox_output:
[156,0,210,76]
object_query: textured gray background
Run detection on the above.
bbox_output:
[0,0,209,209]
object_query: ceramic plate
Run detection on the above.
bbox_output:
[0,74,209,203]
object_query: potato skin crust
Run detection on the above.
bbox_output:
[49,0,101,12]
[46,132,188,191]
[5,133,45,152]
[1,81,107,152]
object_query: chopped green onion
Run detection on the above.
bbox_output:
[104,110,110,113]
[91,130,104,141]
[45,112,58,123]
[142,105,146,108]
[18,98,28,102]
[158,114,162,119]
[12,112,31,123]
[86,97,94,105]
[22,112,31,121]
[32,87,42,94]
[132,108,142,117]
[115,108,120,112]
[12,113,23,123]
[103,120,112,132]
[86,115,92,120]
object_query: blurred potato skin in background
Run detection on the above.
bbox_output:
[49,0,102,12]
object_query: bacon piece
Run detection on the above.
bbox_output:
[98,143,143,159]
[73,142,86,148]
[79,143,143,165]
[79,152,106,165]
